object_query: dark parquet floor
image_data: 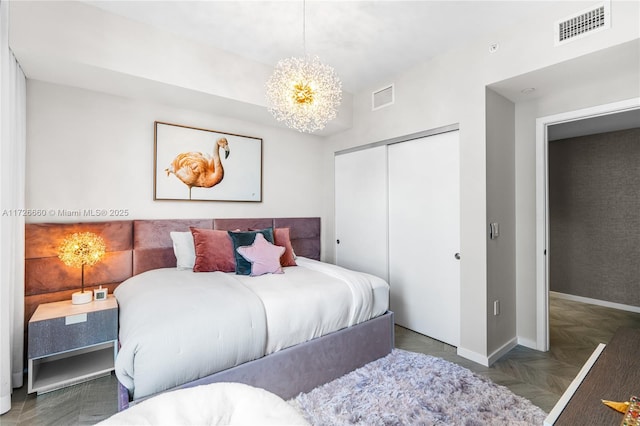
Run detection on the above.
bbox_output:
[395,293,640,413]
[3,293,639,425]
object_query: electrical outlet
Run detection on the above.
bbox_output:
[493,300,500,316]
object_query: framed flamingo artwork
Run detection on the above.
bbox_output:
[154,121,262,202]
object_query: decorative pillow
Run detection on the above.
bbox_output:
[170,231,196,270]
[189,228,236,272]
[236,233,285,276]
[273,228,297,267]
[228,228,275,275]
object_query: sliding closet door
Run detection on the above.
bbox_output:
[335,146,388,281]
[388,131,460,346]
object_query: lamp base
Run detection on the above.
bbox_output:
[71,291,92,305]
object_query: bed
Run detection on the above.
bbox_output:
[23,217,394,410]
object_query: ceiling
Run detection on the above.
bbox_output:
[84,0,567,94]
[549,108,640,141]
[15,1,635,136]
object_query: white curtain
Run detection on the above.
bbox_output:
[0,0,26,415]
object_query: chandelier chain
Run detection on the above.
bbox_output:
[302,0,306,55]
[265,0,342,133]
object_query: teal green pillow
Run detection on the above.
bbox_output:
[228,228,274,275]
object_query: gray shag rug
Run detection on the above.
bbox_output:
[289,349,547,426]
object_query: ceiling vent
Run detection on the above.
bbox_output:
[372,84,394,111]
[555,1,610,46]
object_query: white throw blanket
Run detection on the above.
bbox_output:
[98,383,309,425]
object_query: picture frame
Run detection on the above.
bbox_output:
[154,121,263,202]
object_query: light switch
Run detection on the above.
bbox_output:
[489,223,499,239]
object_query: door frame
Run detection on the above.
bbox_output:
[534,97,640,351]
[335,123,460,156]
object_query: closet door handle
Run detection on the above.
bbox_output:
[454,253,461,260]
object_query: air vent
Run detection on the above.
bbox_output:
[372,84,394,111]
[555,1,610,46]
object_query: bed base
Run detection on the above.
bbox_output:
[118,311,394,410]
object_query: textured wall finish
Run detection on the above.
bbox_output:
[549,128,640,306]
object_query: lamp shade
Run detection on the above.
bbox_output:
[58,232,106,304]
[58,232,106,268]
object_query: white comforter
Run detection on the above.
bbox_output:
[114,258,388,401]
[233,257,379,354]
[115,269,267,400]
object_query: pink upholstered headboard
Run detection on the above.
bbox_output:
[24,217,320,327]
[132,217,320,275]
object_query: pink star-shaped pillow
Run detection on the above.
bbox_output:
[236,233,285,276]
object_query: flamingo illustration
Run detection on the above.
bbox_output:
[165,137,230,199]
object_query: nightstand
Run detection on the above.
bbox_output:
[28,295,118,394]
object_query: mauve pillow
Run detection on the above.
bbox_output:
[190,228,236,272]
[274,228,297,267]
[236,233,285,276]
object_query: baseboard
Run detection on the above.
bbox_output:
[551,291,640,313]
[488,337,518,365]
[517,336,538,350]
[458,337,519,367]
[456,347,489,367]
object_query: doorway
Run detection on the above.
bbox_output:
[535,98,640,351]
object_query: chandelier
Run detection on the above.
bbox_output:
[266,1,342,133]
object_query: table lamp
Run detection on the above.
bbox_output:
[58,232,106,304]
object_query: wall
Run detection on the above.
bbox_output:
[25,80,329,256]
[485,89,516,356]
[549,128,640,306]
[324,1,639,362]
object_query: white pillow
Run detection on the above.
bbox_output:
[170,231,195,270]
